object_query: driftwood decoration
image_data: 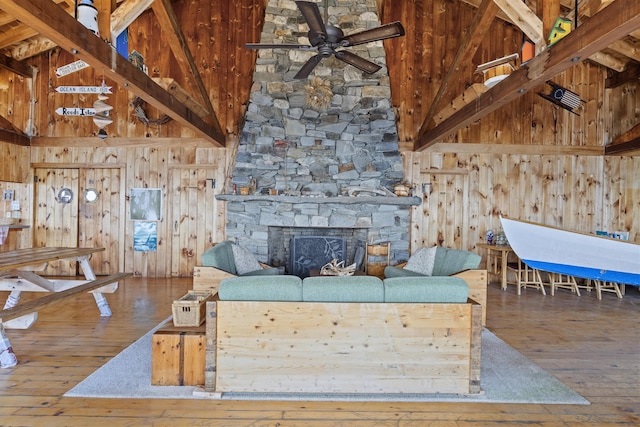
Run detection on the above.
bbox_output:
[131,97,172,125]
[320,259,356,276]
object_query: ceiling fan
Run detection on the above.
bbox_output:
[246,0,405,79]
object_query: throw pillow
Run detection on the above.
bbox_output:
[231,244,262,275]
[404,246,438,276]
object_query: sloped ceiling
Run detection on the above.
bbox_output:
[0,0,639,153]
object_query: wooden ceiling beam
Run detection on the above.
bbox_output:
[110,0,154,44]
[0,128,30,146]
[537,0,560,46]
[414,0,640,151]
[605,63,640,88]
[5,35,57,61]
[607,38,640,62]
[492,0,544,51]
[1,0,225,146]
[151,0,220,128]
[0,23,38,50]
[420,0,499,134]
[605,123,640,155]
[0,114,29,146]
[0,53,35,78]
[588,50,629,73]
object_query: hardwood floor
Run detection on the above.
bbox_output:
[1,277,639,426]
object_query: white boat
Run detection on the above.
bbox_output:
[500,217,640,286]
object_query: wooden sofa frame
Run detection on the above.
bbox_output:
[195,268,487,325]
[204,295,483,396]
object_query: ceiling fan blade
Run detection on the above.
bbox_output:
[296,1,327,46]
[341,21,405,47]
[335,50,381,74]
[294,54,323,79]
[245,43,315,51]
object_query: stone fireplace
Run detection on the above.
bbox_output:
[217,0,420,271]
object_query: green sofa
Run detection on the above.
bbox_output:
[200,240,279,277]
[218,274,469,303]
[206,273,482,396]
[384,246,482,278]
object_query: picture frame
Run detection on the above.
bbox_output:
[130,188,162,221]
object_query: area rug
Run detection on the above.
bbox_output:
[65,317,589,404]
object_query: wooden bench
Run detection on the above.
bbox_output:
[0,272,130,368]
[0,272,130,323]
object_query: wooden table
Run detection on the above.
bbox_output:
[0,247,130,367]
[477,243,516,290]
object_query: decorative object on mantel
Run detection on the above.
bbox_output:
[320,258,356,276]
[394,183,412,196]
[345,186,394,197]
[538,81,584,115]
[476,53,519,88]
[304,77,333,110]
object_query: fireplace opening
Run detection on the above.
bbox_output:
[268,227,367,277]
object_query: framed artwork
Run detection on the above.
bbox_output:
[130,188,162,221]
[134,221,157,252]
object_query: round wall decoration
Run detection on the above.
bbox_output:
[131,96,172,125]
[57,188,73,204]
[84,188,99,203]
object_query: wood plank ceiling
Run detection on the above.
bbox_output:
[0,0,639,153]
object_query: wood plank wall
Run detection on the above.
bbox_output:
[403,152,640,254]
[28,145,228,277]
[0,0,638,274]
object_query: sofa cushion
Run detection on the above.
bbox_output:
[243,267,281,276]
[383,277,469,303]
[302,276,384,302]
[201,241,237,274]
[231,244,262,275]
[218,275,303,301]
[404,246,437,276]
[431,248,482,276]
[383,266,426,278]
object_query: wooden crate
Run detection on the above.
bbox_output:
[172,290,213,327]
[151,321,206,386]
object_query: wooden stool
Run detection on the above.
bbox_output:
[507,261,546,295]
[549,273,580,296]
[589,279,624,300]
[151,320,206,386]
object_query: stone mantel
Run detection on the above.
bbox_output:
[217,195,422,206]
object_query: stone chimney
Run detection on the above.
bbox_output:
[219,0,419,270]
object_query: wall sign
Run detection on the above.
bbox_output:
[56,85,112,94]
[55,107,96,116]
[55,60,90,77]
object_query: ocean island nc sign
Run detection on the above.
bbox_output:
[56,85,113,94]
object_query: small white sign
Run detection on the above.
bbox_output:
[55,107,96,116]
[55,60,89,77]
[56,85,112,94]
